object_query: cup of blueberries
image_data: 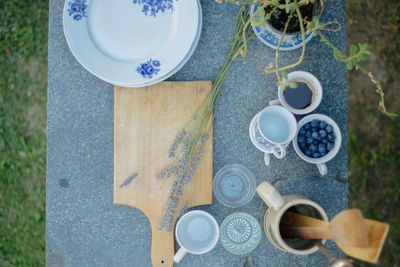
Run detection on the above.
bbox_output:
[292,114,342,175]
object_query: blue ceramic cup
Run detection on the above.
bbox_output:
[173,210,219,263]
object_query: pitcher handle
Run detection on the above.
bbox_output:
[256,182,285,211]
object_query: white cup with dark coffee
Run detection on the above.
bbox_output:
[270,71,322,115]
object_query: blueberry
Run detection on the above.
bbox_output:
[305,131,312,137]
[326,125,333,133]
[319,121,327,129]
[318,143,327,154]
[312,152,321,158]
[299,127,306,136]
[327,142,335,151]
[328,133,336,142]
[304,122,312,130]
[299,142,306,148]
[306,137,313,144]
[319,129,327,138]
[320,150,327,157]
[297,135,305,144]
[321,138,329,144]
[312,127,318,132]
[311,132,319,139]
[313,139,319,145]
[305,149,312,156]
[311,119,320,128]
[310,144,318,152]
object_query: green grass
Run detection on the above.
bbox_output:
[347,0,400,265]
[0,0,48,266]
[0,0,399,266]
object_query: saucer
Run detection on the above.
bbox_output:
[219,212,261,255]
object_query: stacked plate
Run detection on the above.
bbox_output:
[63,0,202,87]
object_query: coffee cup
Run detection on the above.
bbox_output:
[292,114,342,176]
[256,182,329,255]
[249,105,297,166]
[173,210,219,263]
[269,71,322,115]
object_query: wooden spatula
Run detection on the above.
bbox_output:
[281,211,390,264]
[280,209,368,248]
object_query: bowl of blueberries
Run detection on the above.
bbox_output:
[292,114,342,175]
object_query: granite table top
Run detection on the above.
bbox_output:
[47,0,348,266]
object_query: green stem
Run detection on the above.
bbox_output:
[274,14,292,84]
[265,1,307,73]
[315,30,397,117]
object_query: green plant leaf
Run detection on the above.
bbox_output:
[260,7,266,17]
[346,61,353,70]
[333,49,342,61]
[359,43,368,51]
[282,71,288,81]
[360,52,370,61]
[261,21,267,28]
[350,44,357,56]
[288,81,298,88]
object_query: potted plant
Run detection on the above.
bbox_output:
[223,0,397,117]
[250,0,323,50]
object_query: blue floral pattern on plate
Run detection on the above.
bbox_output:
[137,59,161,78]
[133,0,176,17]
[68,0,88,21]
[251,5,314,51]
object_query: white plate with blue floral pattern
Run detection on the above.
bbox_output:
[139,0,202,87]
[250,5,314,51]
[63,0,199,87]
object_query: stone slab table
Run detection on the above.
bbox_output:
[47,0,348,266]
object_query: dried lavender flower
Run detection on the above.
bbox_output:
[119,173,137,188]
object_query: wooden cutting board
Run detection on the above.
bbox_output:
[113,81,213,267]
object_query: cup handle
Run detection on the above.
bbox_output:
[269,99,281,106]
[173,247,188,263]
[256,182,285,211]
[271,145,286,159]
[264,153,271,166]
[317,163,327,176]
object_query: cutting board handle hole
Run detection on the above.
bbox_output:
[161,260,164,264]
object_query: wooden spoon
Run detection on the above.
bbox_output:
[281,211,390,264]
[280,209,368,248]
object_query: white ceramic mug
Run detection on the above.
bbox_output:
[256,182,329,255]
[253,105,297,165]
[173,210,219,263]
[269,71,322,115]
[292,114,342,176]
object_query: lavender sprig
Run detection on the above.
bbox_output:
[156,6,252,231]
[119,173,137,188]
[177,202,189,220]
